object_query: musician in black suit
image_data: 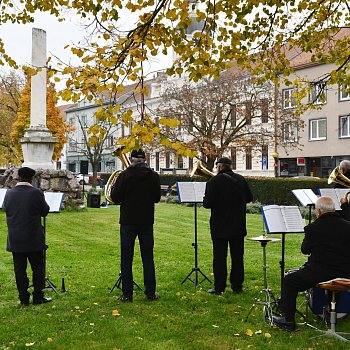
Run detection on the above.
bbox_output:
[273,196,350,331]
[111,149,161,302]
[203,157,253,295]
[3,167,51,306]
[334,160,350,188]
[340,191,350,221]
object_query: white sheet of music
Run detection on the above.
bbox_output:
[0,188,7,209]
[318,188,349,210]
[262,205,305,233]
[44,192,64,213]
[177,182,206,203]
[292,189,318,206]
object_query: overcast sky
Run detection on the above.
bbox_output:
[0,11,172,82]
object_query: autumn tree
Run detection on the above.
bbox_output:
[1,1,350,152]
[156,72,303,170]
[68,104,118,187]
[11,76,73,161]
[0,70,24,166]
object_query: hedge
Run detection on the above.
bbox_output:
[159,174,332,206]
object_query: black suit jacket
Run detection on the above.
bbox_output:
[111,163,161,225]
[3,184,50,253]
[302,212,350,276]
[203,169,253,238]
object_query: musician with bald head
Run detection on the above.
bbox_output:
[273,196,350,331]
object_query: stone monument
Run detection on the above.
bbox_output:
[20,28,57,169]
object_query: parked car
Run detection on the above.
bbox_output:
[75,173,90,185]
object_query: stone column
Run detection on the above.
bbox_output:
[21,28,57,170]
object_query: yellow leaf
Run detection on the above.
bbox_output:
[175,292,181,296]
[47,338,53,342]
[264,332,272,338]
[112,309,120,317]
[25,343,35,347]
[212,324,219,328]
[245,329,254,337]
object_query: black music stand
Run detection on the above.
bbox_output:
[42,192,65,294]
[177,182,211,287]
[245,235,281,324]
[261,205,305,295]
[110,272,142,293]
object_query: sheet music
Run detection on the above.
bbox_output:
[292,189,318,206]
[44,192,64,212]
[0,188,7,209]
[261,205,305,233]
[177,182,206,203]
[318,188,349,210]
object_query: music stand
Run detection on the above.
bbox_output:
[43,192,65,294]
[177,182,211,287]
[110,272,142,293]
[245,235,281,324]
[261,205,305,295]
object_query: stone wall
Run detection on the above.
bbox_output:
[0,168,84,207]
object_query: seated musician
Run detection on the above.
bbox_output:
[340,192,350,221]
[272,196,350,331]
[334,160,350,188]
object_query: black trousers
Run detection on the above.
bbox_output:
[12,251,45,303]
[120,224,156,297]
[212,235,244,292]
[280,264,350,322]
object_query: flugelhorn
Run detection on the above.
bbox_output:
[105,146,131,203]
[328,166,350,188]
[190,160,215,178]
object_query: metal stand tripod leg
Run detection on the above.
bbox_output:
[182,203,211,287]
[110,272,142,293]
[245,241,279,324]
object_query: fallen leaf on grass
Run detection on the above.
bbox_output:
[25,343,35,347]
[264,332,272,338]
[255,330,262,334]
[245,329,254,337]
[176,292,181,296]
[212,325,219,328]
[112,309,120,317]
[234,333,240,336]
[47,338,53,342]
[135,337,143,340]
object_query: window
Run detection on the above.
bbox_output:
[309,118,327,140]
[245,147,252,170]
[155,152,160,171]
[339,86,350,101]
[177,155,184,168]
[310,82,327,105]
[340,115,350,138]
[231,148,236,170]
[282,88,296,109]
[165,152,170,168]
[260,98,269,123]
[105,136,114,148]
[261,145,268,170]
[230,105,237,127]
[282,121,298,143]
[245,101,252,125]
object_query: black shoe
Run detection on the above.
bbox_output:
[232,287,243,294]
[33,296,52,305]
[208,288,224,295]
[118,295,133,303]
[146,294,160,301]
[272,316,296,332]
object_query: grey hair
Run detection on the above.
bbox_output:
[315,196,335,213]
[339,160,350,173]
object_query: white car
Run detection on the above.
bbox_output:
[75,173,89,185]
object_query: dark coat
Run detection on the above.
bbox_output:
[340,202,350,222]
[3,184,50,253]
[203,169,253,238]
[110,163,161,225]
[302,212,350,276]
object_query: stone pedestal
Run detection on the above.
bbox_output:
[21,126,57,169]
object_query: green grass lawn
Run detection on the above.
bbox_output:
[0,203,349,350]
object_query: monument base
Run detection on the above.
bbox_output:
[20,126,57,170]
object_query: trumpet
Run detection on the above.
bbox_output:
[104,146,130,203]
[190,160,215,178]
[328,166,350,188]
